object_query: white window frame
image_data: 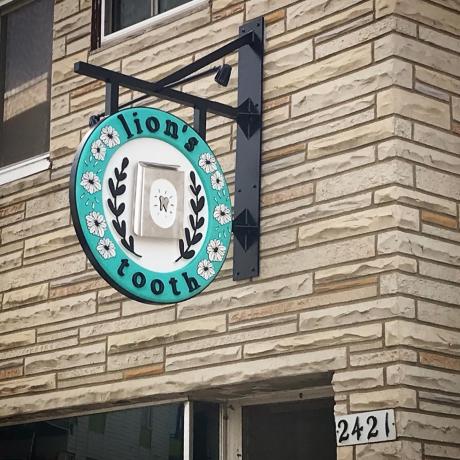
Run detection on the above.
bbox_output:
[100,0,207,45]
[0,0,52,186]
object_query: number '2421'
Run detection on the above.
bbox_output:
[335,409,397,446]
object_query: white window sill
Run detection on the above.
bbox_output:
[0,153,51,186]
[100,0,208,47]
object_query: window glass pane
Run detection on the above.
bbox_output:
[0,403,184,460]
[158,0,191,14]
[0,0,53,167]
[105,0,151,34]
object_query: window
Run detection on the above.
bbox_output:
[101,0,202,40]
[0,0,53,171]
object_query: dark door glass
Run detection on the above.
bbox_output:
[0,0,53,167]
[243,398,337,460]
[193,402,220,460]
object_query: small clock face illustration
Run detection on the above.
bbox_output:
[150,178,177,229]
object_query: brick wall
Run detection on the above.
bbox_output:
[0,0,459,458]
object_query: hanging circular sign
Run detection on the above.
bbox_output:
[70,107,232,304]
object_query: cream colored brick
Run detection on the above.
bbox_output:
[375,185,457,216]
[332,367,384,392]
[0,330,36,351]
[167,322,296,356]
[316,16,415,58]
[1,209,69,244]
[0,374,55,397]
[398,411,460,444]
[25,189,69,218]
[265,40,313,77]
[415,124,460,156]
[265,43,372,99]
[166,345,241,372]
[0,251,22,273]
[299,205,418,247]
[420,261,460,285]
[377,87,450,128]
[350,348,417,367]
[308,117,406,159]
[178,273,312,319]
[0,337,78,361]
[108,315,227,354]
[58,364,105,380]
[286,0,363,30]
[269,1,373,49]
[350,388,417,411]
[53,50,88,83]
[378,230,460,266]
[25,343,105,375]
[453,96,460,121]
[418,301,460,330]
[378,138,460,175]
[263,144,374,195]
[315,255,416,283]
[54,8,91,38]
[382,272,460,305]
[244,324,381,359]
[292,59,410,117]
[356,440,422,460]
[54,0,79,22]
[300,297,414,331]
[0,292,96,334]
[80,308,175,338]
[51,93,70,119]
[2,284,49,310]
[263,192,372,231]
[386,320,460,355]
[416,66,460,95]
[376,0,460,36]
[419,26,460,53]
[107,347,164,371]
[316,159,413,201]
[416,166,460,201]
[375,34,460,77]
[388,363,460,394]
[425,444,460,459]
[24,227,78,258]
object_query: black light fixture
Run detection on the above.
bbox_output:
[215,64,232,87]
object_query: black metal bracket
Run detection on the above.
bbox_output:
[74,17,264,281]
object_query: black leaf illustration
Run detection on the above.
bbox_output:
[175,171,206,263]
[107,157,141,258]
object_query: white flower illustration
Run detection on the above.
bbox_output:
[100,125,120,148]
[198,153,217,173]
[210,170,224,190]
[80,171,102,194]
[97,238,116,259]
[197,259,215,280]
[91,139,106,161]
[207,239,226,262]
[86,211,107,237]
[213,204,231,225]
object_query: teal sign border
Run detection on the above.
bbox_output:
[70,107,232,304]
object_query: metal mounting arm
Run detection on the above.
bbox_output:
[74,17,264,281]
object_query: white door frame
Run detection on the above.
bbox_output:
[222,385,333,460]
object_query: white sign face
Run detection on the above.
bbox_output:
[335,409,396,446]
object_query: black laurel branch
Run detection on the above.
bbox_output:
[175,171,205,262]
[107,157,142,258]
